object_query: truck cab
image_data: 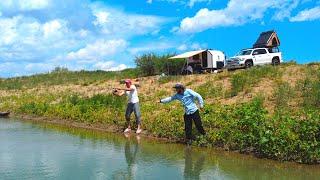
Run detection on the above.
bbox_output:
[226,47,282,69]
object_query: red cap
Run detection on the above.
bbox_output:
[124,79,132,84]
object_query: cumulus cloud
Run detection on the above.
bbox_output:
[0,0,170,77]
[0,15,78,62]
[272,0,300,21]
[94,61,128,71]
[146,0,211,7]
[66,39,127,62]
[0,0,51,11]
[91,6,169,37]
[178,0,300,33]
[290,6,320,22]
[188,0,211,7]
[128,42,176,55]
[177,42,205,51]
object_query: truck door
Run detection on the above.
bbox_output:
[252,49,268,65]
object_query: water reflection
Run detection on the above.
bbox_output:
[2,119,320,180]
[112,134,140,180]
[184,147,205,180]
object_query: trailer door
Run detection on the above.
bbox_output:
[201,52,208,68]
[207,51,213,68]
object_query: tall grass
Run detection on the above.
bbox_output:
[0,68,139,90]
[298,67,320,110]
[18,94,126,123]
[196,82,224,99]
[273,81,295,113]
[229,65,282,97]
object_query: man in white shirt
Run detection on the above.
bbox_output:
[114,79,142,134]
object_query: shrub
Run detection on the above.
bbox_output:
[18,94,126,123]
[135,53,185,76]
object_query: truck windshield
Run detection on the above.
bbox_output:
[237,50,252,55]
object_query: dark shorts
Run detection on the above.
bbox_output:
[125,102,141,125]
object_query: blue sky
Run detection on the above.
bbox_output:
[0,0,320,77]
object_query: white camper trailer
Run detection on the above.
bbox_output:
[169,49,225,73]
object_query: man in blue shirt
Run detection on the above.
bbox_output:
[160,83,206,144]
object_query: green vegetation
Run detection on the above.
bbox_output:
[0,67,139,90]
[196,81,223,99]
[135,53,185,76]
[1,63,320,164]
[158,75,182,84]
[299,68,320,110]
[229,65,282,97]
[17,94,126,124]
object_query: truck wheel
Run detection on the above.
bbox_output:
[272,57,280,66]
[245,60,253,69]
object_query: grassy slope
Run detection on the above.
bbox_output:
[1,63,320,163]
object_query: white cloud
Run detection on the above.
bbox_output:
[290,6,320,22]
[94,61,128,71]
[0,16,20,46]
[177,44,187,51]
[25,62,54,72]
[66,39,127,62]
[128,42,175,55]
[0,0,51,11]
[147,0,210,7]
[42,19,67,39]
[177,42,206,51]
[91,6,169,37]
[93,11,110,25]
[178,0,299,33]
[188,0,211,7]
[0,16,77,62]
[273,0,300,21]
[19,0,51,10]
[0,0,172,77]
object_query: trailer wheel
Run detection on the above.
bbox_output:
[245,60,253,69]
[272,57,280,66]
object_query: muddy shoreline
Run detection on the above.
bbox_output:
[9,113,184,144]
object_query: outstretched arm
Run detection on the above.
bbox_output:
[160,95,177,104]
[113,89,125,96]
[116,87,134,92]
[188,89,204,108]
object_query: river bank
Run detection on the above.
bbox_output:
[2,118,320,179]
[11,113,185,143]
[1,63,320,164]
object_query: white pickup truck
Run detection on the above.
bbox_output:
[226,47,282,69]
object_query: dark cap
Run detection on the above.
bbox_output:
[173,83,185,89]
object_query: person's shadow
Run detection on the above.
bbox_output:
[184,147,206,180]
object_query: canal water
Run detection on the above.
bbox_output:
[1,119,319,180]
